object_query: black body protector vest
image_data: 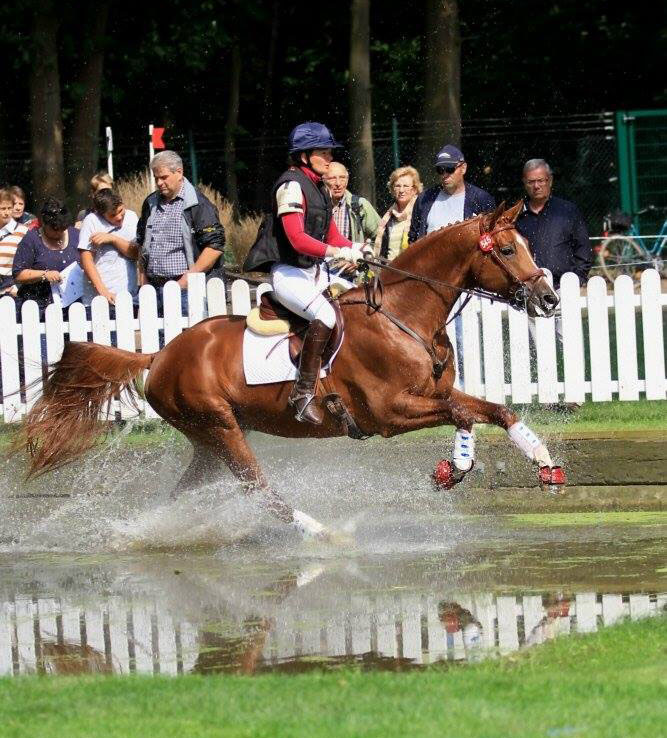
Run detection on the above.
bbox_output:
[243,167,333,273]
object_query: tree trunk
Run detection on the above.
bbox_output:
[67,1,110,210]
[254,0,280,209]
[29,2,65,205]
[348,0,376,204]
[417,0,461,185]
[224,41,242,205]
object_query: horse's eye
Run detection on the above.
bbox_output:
[500,245,514,256]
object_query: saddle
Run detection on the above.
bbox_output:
[247,290,344,368]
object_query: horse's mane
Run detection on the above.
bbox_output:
[390,212,485,270]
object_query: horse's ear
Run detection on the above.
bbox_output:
[483,201,505,231]
[504,199,524,224]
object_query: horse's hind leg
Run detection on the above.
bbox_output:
[171,442,227,499]
[176,419,331,540]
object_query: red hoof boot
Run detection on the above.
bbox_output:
[538,466,567,494]
[433,460,466,491]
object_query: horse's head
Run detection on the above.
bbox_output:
[471,200,559,318]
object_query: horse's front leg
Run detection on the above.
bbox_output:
[444,389,566,493]
[387,390,565,492]
[386,393,480,489]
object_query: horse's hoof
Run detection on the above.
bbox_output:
[314,528,354,547]
[432,460,465,490]
[538,466,567,495]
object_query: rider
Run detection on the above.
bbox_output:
[245,122,371,425]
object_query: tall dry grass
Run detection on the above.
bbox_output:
[115,171,261,269]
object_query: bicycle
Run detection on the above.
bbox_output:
[596,205,667,283]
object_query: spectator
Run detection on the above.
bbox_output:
[9,186,37,226]
[76,171,114,227]
[78,188,139,308]
[12,197,80,316]
[438,601,483,660]
[374,166,423,261]
[0,188,29,297]
[516,158,592,290]
[322,162,380,243]
[409,145,494,383]
[408,144,495,243]
[134,150,225,312]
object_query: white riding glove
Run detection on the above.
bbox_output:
[336,244,367,262]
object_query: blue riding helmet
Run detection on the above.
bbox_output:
[287,122,342,155]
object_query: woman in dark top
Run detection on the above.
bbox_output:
[12,197,80,313]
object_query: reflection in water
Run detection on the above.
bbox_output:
[1,559,665,676]
[41,643,112,676]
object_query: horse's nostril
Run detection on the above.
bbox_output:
[543,293,558,307]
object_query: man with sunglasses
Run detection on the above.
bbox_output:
[408,144,495,243]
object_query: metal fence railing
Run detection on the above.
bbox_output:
[3,110,666,240]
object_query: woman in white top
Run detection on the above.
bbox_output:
[78,189,139,306]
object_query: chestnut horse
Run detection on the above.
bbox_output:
[18,201,563,541]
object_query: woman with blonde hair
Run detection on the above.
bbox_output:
[374,166,423,261]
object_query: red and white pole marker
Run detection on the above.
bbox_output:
[148,124,166,190]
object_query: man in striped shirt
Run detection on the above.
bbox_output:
[0,188,28,296]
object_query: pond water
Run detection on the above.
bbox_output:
[0,432,665,676]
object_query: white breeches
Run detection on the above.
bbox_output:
[271,263,337,328]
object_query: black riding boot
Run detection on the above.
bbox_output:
[288,319,333,425]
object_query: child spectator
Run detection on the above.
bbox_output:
[0,188,29,297]
[76,171,114,227]
[78,188,139,306]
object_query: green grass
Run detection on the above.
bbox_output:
[1,399,665,450]
[1,617,665,738]
[408,399,667,438]
[508,511,667,527]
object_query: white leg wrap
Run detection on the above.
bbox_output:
[453,428,475,472]
[291,509,326,540]
[533,443,554,469]
[462,622,482,651]
[295,564,325,588]
[508,422,553,467]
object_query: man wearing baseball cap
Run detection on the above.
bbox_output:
[408,144,495,243]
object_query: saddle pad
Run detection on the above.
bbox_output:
[243,328,341,385]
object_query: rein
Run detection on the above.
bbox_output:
[341,219,546,379]
[358,256,505,306]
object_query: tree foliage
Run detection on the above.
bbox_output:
[1,0,664,211]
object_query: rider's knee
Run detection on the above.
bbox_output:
[312,301,336,329]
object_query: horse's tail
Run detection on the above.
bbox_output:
[14,341,157,478]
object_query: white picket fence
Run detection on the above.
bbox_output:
[0,269,665,422]
[1,588,665,675]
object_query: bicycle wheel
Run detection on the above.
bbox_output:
[652,237,667,278]
[599,236,647,283]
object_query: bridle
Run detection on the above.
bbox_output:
[478,221,546,308]
[357,219,545,312]
[342,217,547,379]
